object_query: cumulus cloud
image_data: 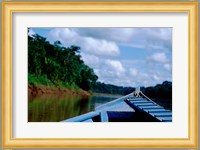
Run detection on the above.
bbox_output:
[105,60,125,73]
[142,28,172,51]
[82,37,120,56]
[164,63,172,71]
[121,28,172,52]
[47,28,80,46]
[47,28,120,57]
[147,52,169,63]
[75,28,134,43]
[81,53,100,67]
[153,74,160,81]
[129,68,138,77]
[76,28,171,48]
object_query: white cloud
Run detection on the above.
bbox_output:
[123,28,171,52]
[71,28,172,53]
[153,74,160,81]
[48,28,80,45]
[129,68,138,77]
[82,37,120,56]
[93,69,100,77]
[164,63,172,71]
[47,28,120,57]
[28,29,35,37]
[142,28,172,51]
[75,28,134,43]
[105,60,125,73]
[147,52,168,63]
[81,53,100,67]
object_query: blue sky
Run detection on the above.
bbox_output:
[29,27,172,87]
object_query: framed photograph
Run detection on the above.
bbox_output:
[2,2,198,148]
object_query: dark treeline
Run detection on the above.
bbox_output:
[141,81,172,110]
[92,81,172,100]
[141,81,172,100]
[92,82,135,95]
[28,32,98,91]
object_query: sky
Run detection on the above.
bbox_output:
[29,27,172,87]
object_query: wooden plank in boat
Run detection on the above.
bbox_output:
[100,111,109,122]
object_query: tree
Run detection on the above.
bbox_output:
[28,33,98,91]
[78,65,98,91]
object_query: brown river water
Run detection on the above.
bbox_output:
[28,94,121,122]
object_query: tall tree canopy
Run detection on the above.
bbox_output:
[28,33,98,91]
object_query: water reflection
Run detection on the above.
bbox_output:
[28,94,120,122]
[88,95,121,111]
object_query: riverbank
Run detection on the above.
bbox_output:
[28,84,92,97]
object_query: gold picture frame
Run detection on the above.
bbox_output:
[2,2,198,148]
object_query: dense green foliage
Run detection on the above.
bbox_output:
[142,81,172,100]
[141,81,172,109]
[28,32,98,91]
[92,82,134,95]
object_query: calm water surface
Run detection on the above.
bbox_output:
[28,94,121,122]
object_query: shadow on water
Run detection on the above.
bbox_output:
[28,94,120,122]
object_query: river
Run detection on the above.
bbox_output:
[28,94,121,122]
